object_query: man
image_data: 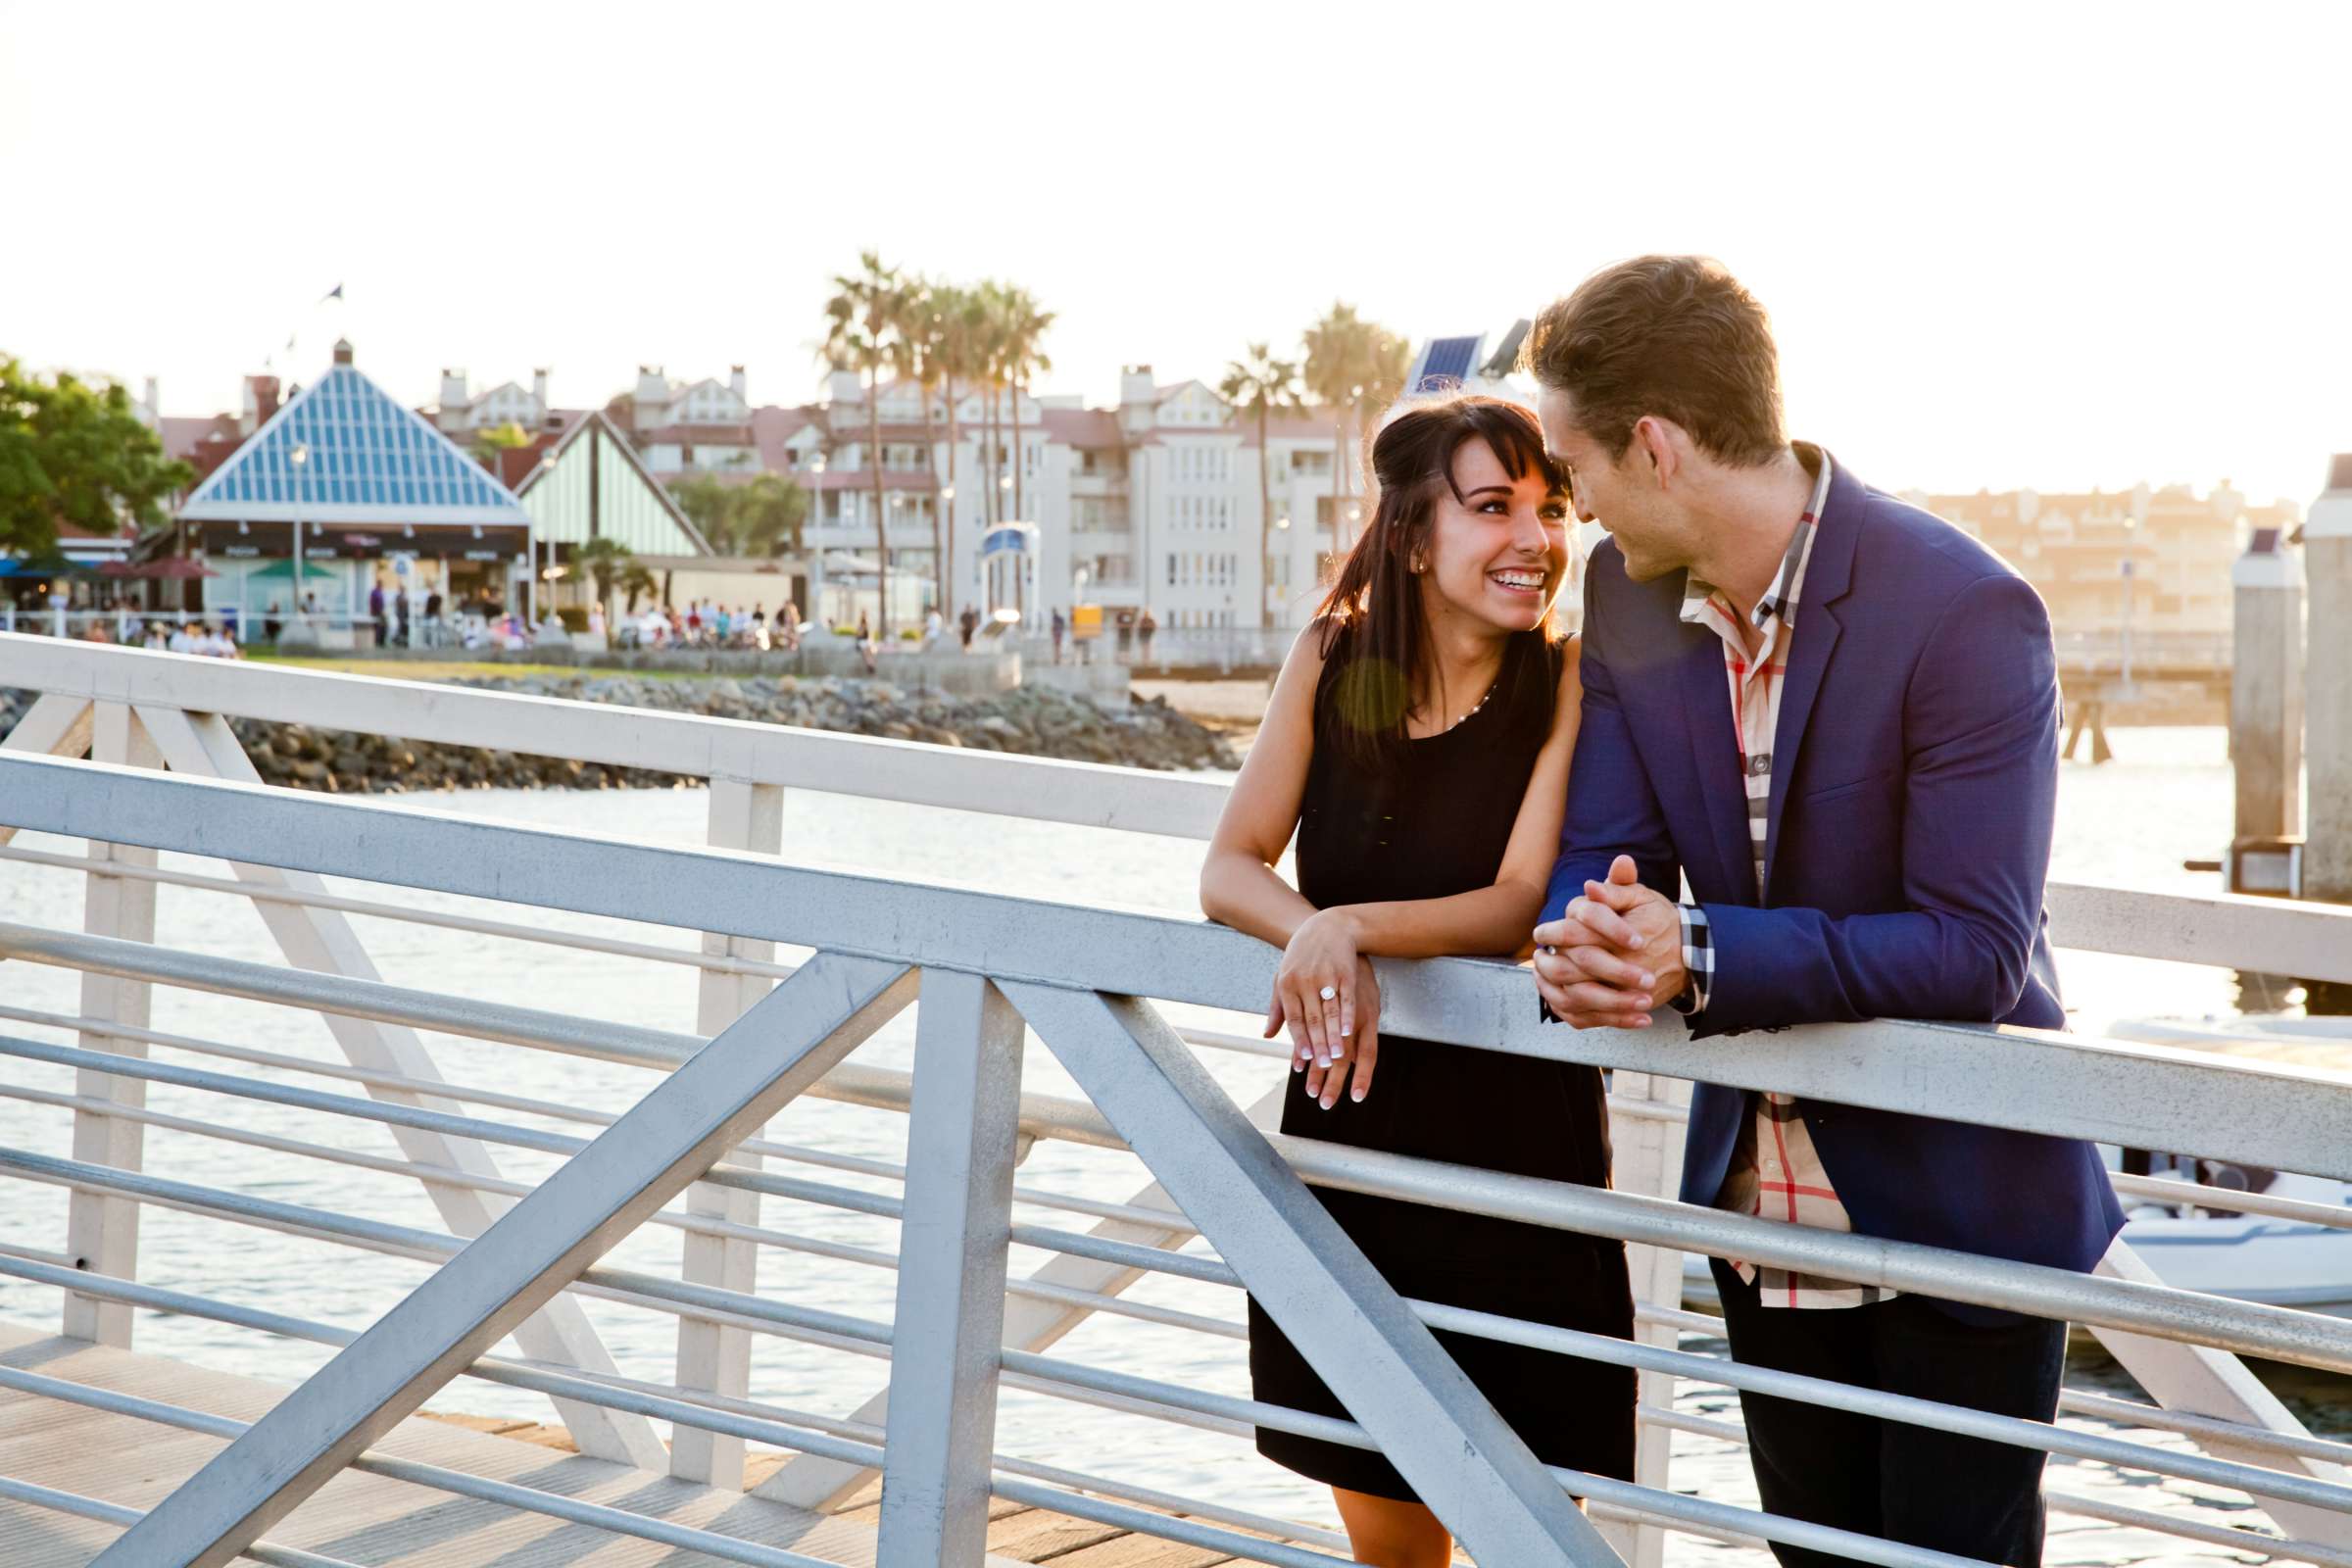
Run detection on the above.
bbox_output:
[1526,256,2122,1565]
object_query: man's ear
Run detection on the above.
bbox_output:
[1631,416,1680,489]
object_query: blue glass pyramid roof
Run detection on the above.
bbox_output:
[179,359,528,526]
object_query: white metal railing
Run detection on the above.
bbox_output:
[3,634,2352,1568]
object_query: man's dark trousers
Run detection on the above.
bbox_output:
[1710,1260,2066,1567]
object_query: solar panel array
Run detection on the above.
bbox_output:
[1410,335,1484,394]
[182,365,525,518]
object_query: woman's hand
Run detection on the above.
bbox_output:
[1263,908,1362,1072]
[1302,957,1381,1109]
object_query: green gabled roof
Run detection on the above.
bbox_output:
[515,412,712,557]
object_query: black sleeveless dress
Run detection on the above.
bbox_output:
[1247,626,1636,1500]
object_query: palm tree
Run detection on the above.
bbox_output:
[1304,304,1411,552]
[1220,344,1305,629]
[897,279,952,618]
[994,283,1055,520]
[821,251,909,638]
[575,536,633,622]
[973,280,1012,526]
[619,561,658,615]
[933,284,991,613]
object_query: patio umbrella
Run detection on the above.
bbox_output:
[139,558,220,579]
[242,559,341,583]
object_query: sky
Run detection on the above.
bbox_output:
[4,1,2348,509]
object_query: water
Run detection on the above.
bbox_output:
[0,725,2340,1547]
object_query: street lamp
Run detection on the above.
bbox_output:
[288,441,310,634]
[808,453,829,624]
[530,448,556,627]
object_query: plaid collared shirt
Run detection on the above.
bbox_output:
[1675,445,1892,1309]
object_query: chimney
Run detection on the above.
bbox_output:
[532,367,550,411]
[826,368,863,406]
[239,373,281,435]
[142,376,160,416]
[729,364,748,404]
[331,337,354,366]
[437,368,469,432]
[1120,365,1156,434]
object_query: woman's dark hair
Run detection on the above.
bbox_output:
[1311,393,1566,775]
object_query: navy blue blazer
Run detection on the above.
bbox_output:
[1545,459,2124,1315]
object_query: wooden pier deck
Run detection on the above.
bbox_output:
[0,1321,1234,1566]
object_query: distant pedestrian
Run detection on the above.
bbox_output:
[368,582,387,643]
[957,604,980,650]
[1051,606,1066,664]
[1139,608,1158,664]
[778,602,802,651]
[588,604,608,644]
[922,606,943,651]
[856,610,878,675]
[395,590,412,647]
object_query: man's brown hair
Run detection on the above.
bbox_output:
[1522,255,1786,466]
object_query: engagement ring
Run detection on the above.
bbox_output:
[1318,985,1338,1002]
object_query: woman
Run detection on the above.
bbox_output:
[1200,394,1632,1566]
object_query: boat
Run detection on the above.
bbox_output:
[1680,1015,2352,1317]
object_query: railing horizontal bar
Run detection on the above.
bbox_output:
[0,999,1186,1233]
[2058,1388,2352,1468]
[0,1079,1245,1343]
[1464,1301,2352,1514]
[13,643,2339,987]
[2,631,1232,829]
[993,1348,1994,1568]
[0,1250,1329,1563]
[1636,1304,1727,1337]
[2041,1489,2352,1568]
[2045,880,2352,986]
[2110,1171,2352,1230]
[1621,1385,2352,1568]
[11,758,2352,1180]
[12,1251,2315,1568]
[13,988,2352,1380]
[1639,1402,1747,1445]
[0,1364,837,1568]
[0,840,806,980]
[1269,1129,2352,1374]
[0,1476,365,1568]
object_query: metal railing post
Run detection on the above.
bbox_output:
[876,969,1026,1566]
[1607,1070,1691,1568]
[63,702,162,1346]
[672,776,785,1486]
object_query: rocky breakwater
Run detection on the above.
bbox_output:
[0,675,1236,795]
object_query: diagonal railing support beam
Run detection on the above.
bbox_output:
[130,702,669,1469]
[1001,981,1621,1568]
[90,951,915,1568]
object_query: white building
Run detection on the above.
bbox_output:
[432,368,555,434]
[752,365,1383,635]
[429,336,1537,639]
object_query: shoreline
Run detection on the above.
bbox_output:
[0,672,1238,794]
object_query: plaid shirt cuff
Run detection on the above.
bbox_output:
[1673,905,1713,1015]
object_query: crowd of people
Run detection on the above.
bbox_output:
[624,599,801,652]
[72,612,244,658]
